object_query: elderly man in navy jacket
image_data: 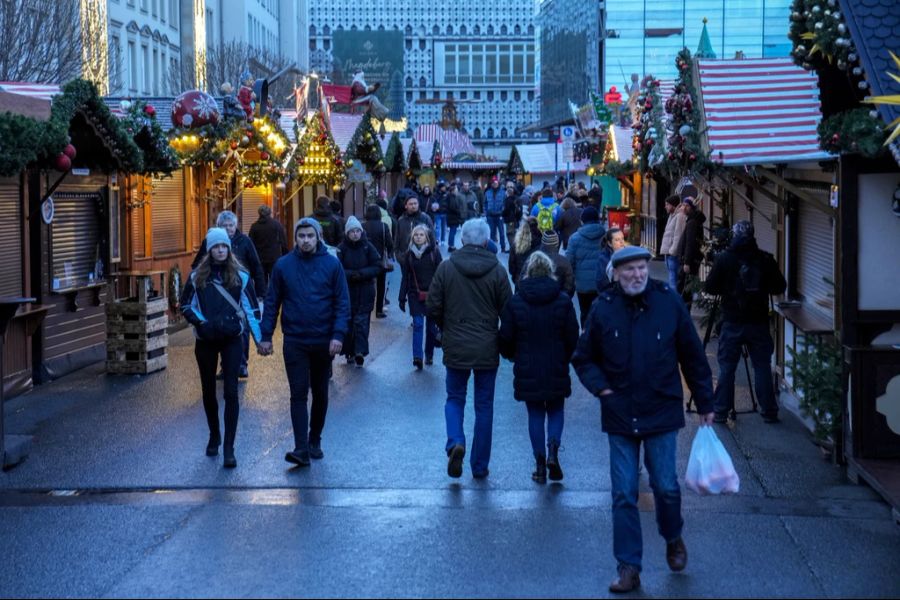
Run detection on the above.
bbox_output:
[573,245,714,594]
[259,217,350,467]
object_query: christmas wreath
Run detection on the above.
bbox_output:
[818,108,886,157]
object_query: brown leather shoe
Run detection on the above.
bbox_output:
[609,564,641,593]
[666,537,688,572]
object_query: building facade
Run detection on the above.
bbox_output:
[107,0,309,97]
[308,1,542,146]
[604,0,792,90]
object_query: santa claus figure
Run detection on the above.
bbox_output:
[350,71,381,105]
[237,70,256,119]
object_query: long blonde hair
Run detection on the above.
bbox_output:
[514,218,534,254]
[193,250,246,289]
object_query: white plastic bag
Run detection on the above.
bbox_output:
[685,426,740,495]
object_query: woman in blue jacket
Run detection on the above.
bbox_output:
[499,251,579,483]
[180,228,262,469]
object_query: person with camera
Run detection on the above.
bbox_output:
[399,225,443,370]
[180,228,263,469]
[705,220,787,424]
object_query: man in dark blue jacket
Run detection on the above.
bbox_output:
[573,245,714,594]
[258,217,351,467]
[483,177,507,253]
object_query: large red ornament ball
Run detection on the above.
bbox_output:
[62,144,77,159]
[54,153,72,171]
[144,104,156,117]
[260,152,270,161]
[171,90,220,129]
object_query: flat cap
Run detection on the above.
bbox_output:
[611,245,652,268]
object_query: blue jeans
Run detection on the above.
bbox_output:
[713,321,779,417]
[445,367,498,475]
[412,314,437,360]
[525,399,564,457]
[433,214,447,244]
[487,215,506,251]
[608,430,683,571]
[448,225,459,248]
[665,255,680,291]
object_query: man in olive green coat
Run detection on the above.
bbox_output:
[427,219,512,479]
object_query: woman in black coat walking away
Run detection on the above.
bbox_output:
[399,225,443,370]
[499,251,579,483]
[180,228,263,468]
[363,204,394,318]
[337,216,382,366]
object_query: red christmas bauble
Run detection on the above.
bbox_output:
[62,144,77,159]
[54,153,72,171]
[171,90,220,129]
[144,104,156,117]
[260,152,270,160]
[230,141,239,150]
[690,154,696,160]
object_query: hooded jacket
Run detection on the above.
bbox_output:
[539,243,576,298]
[704,235,786,323]
[363,204,394,261]
[677,208,706,270]
[572,279,714,436]
[261,236,350,346]
[313,207,345,247]
[567,222,607,293]
[499,276,579,402]
[426,244,512,369]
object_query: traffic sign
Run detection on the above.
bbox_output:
[561,125,576,142]
[562,142,575,163]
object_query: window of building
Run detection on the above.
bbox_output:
[419,90,426,100]
[152,0,157,17]
[437,42,536,86]
[152,48,159,95]
[419,39,426,50]
[141,44,150,93]
[128,41,137,92]
[140,0,147,12]
[487,127,494,138]
[110,34,122,90]
[323,39,330,50]
[501,128,508,138]
[500,91,508,101]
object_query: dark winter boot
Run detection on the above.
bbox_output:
[547,441,563,481]
[206,431,221,457]
[532,454,547,484]
[223,446,237,469]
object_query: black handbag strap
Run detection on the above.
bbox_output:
[212,281,246,321]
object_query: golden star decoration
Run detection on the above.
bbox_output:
[865,50,900,146]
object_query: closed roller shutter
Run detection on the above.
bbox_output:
[797,187,834,323]
[241,187,268,233]
[0,181,23,296]
[733,191,751,226]
[752,189,778,256]
[131,186,145,259]
[52,192,102,288]
[151,171,185,254]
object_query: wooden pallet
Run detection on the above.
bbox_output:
[105,292,169,376]
[106,353,168,374]
[106,331,168,353]
[106,296,168,317]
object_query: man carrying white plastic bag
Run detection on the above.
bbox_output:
[574,246,716,594]
[686,426,740,494]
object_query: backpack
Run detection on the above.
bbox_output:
[734,254,764,312]
[537,202,558,232]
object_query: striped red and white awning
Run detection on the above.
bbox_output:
[415,124,477,159]
[697,59,831,166]
[0,82,61,101]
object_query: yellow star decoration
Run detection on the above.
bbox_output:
[865,51,900,145]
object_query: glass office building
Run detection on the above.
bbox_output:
[604,0,792,89]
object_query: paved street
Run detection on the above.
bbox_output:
[1,260,898,598]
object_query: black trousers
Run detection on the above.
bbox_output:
[375,271,387,314]
[576,291,598,330]
[283,342,332,451]
[195,336,242,449]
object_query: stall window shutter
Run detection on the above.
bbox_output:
[151,171,186,254]
[0,181,23,296]
[752,190,778,256]
[797,189,834,322]
[241,188,268,233]
[52,192,102,288]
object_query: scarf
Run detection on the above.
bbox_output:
[409,242,427,260]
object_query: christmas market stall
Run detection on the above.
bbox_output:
[415,125,507,183]
[507,142,591,189]
[0,79,149,387]
[378,131,408,199]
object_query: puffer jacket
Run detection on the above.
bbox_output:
[572,279,714,435]
[191,230,266,298]
[261,242,351,345]
[180,265,262,343]
[567,222,607,293]
[426,244,512,369]
[484,186,505,217]
[499,276,579,402]
[659,207,686,256]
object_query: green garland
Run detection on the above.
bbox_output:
[120,100,178,175]
[632,76,667,174]
[603,159,635,179]
[789,0,856,72]
[818,108,886,157]
[663,49,715,180]
[0,78,144,176]
[289,111,346,189]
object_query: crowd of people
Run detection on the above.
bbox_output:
[178,178,786,593]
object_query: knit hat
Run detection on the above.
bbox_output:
[581,206,600,223]
[732,219,754,240]
[345,215,362,234]
[611,246,652,268]
[205,227,231,251]
[541,230,560,248]
[294,217,322,240]
[682,196,695,207]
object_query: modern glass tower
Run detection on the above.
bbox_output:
[604,0,792,89]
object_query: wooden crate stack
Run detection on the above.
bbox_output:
[106,273,168,374]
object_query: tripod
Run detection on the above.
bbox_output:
[686,296,758,417]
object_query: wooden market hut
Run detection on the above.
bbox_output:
[507,143,591,190]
